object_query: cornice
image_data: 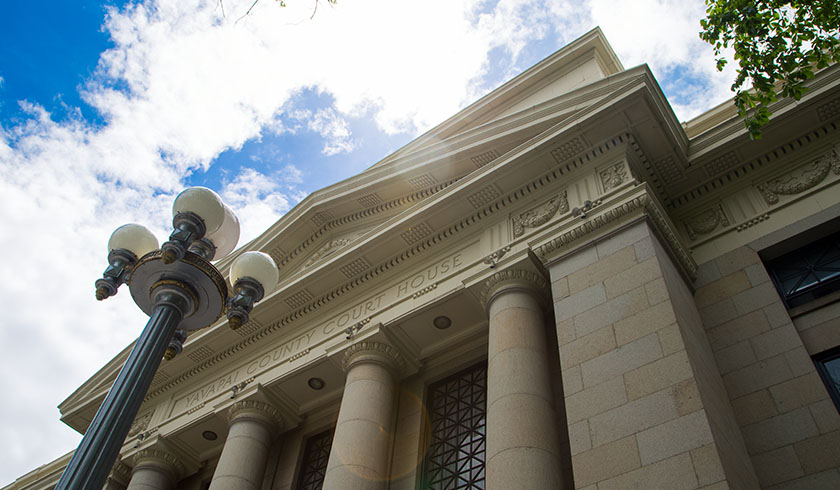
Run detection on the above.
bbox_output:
[673,121,840,209]
[341,340,405,373]
[479,268,549,310]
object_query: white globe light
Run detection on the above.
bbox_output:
[172,187,225,235]
[206,204,240,261]
[108,224,159,258]
[230,252,279,291]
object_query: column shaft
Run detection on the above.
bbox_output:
[323,343,401,490]
[209,403,278,490]
[125,465,174,490]
[485,283,564,489]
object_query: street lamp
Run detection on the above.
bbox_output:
[56,187,278,490]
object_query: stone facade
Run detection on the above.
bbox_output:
[6,28,840,490]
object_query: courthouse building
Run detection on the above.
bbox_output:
[7,28,840,490]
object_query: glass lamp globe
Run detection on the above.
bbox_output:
[230,251,279,291]
[108,224,159,258]
[206,204,240,261]
[172,187,225,235]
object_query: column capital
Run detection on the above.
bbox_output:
[108,460,132,487]
[129,448,185,482]
[341,340,404,374]
[479,268,548,311]
[228,399,284,431]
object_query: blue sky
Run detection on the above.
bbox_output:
[0,0,737,484]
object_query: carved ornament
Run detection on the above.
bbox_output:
[600,162,628,191]
[228,400,284,430]
[757,150,840,204]
[341,340,404,373]
[130,448,186,478]
[512,192,569,238]
[303,236,356,268]
[483,246,511,267]
[684,204,730,241]
[128,410,153,438]
[479,268,548,310]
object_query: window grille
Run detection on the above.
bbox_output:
[766,230,840,308]
[423,363,487,489]
[296,429,333,490]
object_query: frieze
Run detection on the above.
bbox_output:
[600,162,628,191]
[757,150,840,204]
[512,192,569,238]
[684,204,730,241]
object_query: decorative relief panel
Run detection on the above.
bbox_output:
[303,237,356,269]
[652,156,685,185]
[704,151,740,176]
[756,149,840,204]
[267,246,286,266]
[284,289,314,309]
[357,193,382,208]
[600,162,628,191]
[400,222,433,244]
[310,211,333,227]
[150,371,169,387]
[407,174,438,190]
[684,204,730,241]
[340,257,370,278]
[512,191,569,238]
[467,185,503,209]
[817,96,840,122]
[471,149,499,168]
[550,136,586,163]
[233,319,263,337]
[128,410,153,438]
[186,346,215,363]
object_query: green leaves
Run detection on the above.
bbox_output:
[700,0,840,139]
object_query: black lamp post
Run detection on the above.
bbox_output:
[55,187,278,490]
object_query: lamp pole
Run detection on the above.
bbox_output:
[55,188,278,490]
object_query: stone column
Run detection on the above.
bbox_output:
[208,400,282,490]
[322,341,403,490]
[126,449,183,490]
[480,269,565,489]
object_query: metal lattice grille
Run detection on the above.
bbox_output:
[767,231,840,308]
[296,429,333,490]
[424,363,487,489]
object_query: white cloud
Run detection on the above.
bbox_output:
[220,167,305,241]
[0,0,742,484]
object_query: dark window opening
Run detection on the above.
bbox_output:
[422,362,487,490]
[296,429,333,490]
[814,347,840,413]
[765,230,840,308]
